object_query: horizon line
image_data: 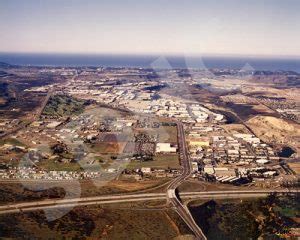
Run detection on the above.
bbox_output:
[1,51,300,60]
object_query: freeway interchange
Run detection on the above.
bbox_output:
[0,189,297,240]
[166,122,207,240]
[0,121,298,239]
[0,190,297,215]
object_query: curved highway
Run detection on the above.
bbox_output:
[166,122,207,240]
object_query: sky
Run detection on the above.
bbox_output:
[0,0,300,57]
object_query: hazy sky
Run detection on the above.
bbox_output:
[1,0,300,56]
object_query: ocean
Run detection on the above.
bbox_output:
[1,53,300,73]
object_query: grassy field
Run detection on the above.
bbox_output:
[37,160,82,172]
[0,138,26,147]
[83,179,170,195]
[42,94,87,118]
[0,179,168,204]
[189,194,300,240]
[0,138,27,165]
[126,154,180,169]
[0,205,192,239]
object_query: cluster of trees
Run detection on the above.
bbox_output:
[42,95,88,119]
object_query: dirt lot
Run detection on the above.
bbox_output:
[288,163,300,174]
[246,116,300,156]
[104,133,132,142]
[91,142,127,154]
[221,123,251,134]
[178,180,261,193]
[123,142,136,153]
[158,125,178,143]
[0,179,168,204]
[223,102,277,121]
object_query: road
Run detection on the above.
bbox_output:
[0,189,297,215]
[166,122,207,240]
[35,87,54,120]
